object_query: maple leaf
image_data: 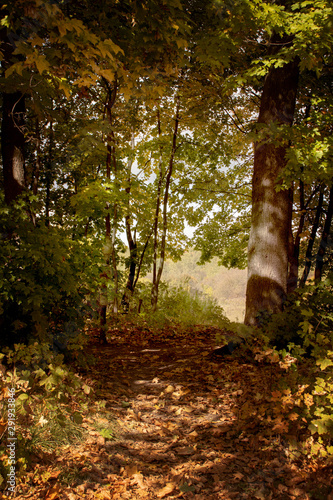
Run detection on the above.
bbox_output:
[272,417,289,433]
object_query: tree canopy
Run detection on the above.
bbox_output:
[1,0,333,339]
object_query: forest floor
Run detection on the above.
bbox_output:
[14,324,333,500]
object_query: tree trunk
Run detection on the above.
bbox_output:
[299,189,324,286]
[32,119,41,196]
[151,110,164,311]
[45,116,53,227]
[99,81,117,342]
[245,36,299,325]
[121,229,137,312]
[132,228,154,290]
[287,181,305,293]
[121,132,137,312]
[151,98,180,312]
[314,186,333,282]
[1,92,26,204]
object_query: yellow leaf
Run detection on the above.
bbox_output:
[124,465,139,477]
[58,81,71,98]
[45,483,61,500]
[35,55,50,74]
[99,68,115,83]
[156,483,175,498]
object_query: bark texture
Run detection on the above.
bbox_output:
[245,38,299,325]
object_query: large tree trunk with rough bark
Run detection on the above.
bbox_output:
[245,36,299,326]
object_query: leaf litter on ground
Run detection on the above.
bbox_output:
[13,323,333,500]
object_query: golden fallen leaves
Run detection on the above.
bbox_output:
[156,482,175,498]
[12,327,333,500]
[45,483,61,500]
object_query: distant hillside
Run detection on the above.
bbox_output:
[158,251,247,322]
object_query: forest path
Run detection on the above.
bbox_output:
[16,325,331,500]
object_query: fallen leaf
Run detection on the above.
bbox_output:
[254,488,266,499]
[156,483,175,498]
[234,472,244,480]
[124,464,139,477]
[45,483,61,500]
[133,473,146,489]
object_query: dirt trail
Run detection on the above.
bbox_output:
[15,326,332,499]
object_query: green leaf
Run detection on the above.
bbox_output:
[121,401,131,408]
[82,384,91,395]
[99,428,113,439]
[316,358,333,370]
[17,393,29,401]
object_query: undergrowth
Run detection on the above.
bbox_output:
[244,278,333,459]
[0,341,92,490]
[129,279,231,330]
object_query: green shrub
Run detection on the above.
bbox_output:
[255,277,333,456]
[132,279,230,328]
[0,342,91,488]
[0,198,99,348]
[260,278,333,356]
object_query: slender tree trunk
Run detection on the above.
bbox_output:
[99,81,118,340]
[299,189,324,286]
[287,181,305,293]
[110,129,119,314]
[121,227,137,312]
[152,98,180,312]
[314,186,333,282]
[121,132,137,312]
[245,35,299,325]
[33,119,41,197]
[287,104,311,293]
[152,110,164,310]
[45,116,53,227]
[133,228,154,291]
